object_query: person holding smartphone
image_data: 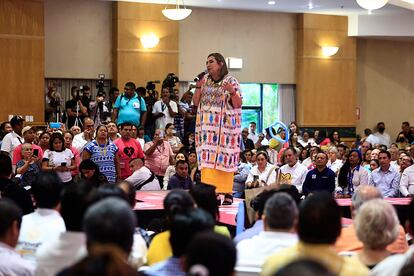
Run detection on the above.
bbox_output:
[16,143,41,187]
[13,126,43,167]
[245,151,277,188]
[42,132,76,184]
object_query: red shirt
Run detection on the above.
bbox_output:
[114,138,144,179]
[13,144,43,165]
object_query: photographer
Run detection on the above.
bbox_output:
[89,91,111,128]
[112,82,147,128]
[65,86,88,129]
[152,88,178,130]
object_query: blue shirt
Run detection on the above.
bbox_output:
[84,140,118,184]
[234,220,263,244]
[302,167,336,195]
[146,257,185,276]
[167,174,193,190]
[369,166,400,197]
[114,93,147,126]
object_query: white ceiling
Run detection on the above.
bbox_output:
[120,0,414,15]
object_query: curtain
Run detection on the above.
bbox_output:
[278,84,296,125]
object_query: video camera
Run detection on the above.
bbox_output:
[96,74,105,93]
[146,80,160,91]
[162,73,179,99]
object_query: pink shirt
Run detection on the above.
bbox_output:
[144,141,173,176]
[13,144,43,165]
[114,138,145,179]
[69,146,81,177]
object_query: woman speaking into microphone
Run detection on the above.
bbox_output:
[192,53,242,205]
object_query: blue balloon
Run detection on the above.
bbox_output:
[268,121,289,144]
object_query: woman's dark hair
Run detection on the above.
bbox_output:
[329,130,341,144]
[39,131,51,140]
[164,189,194,220]
[371,158,380,167]
[190,183,219,220]
[256,151,269,161]
[0,121,10,140]
[299,148,310,162]
[315,129,327,145]
[207,53,228,79]
[49,132,65,152]
[79,159,108,187]
[338,149,362,189]
[165,123,174,132]
[95,125,108,140]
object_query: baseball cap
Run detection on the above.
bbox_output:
[22,126,35,136]
[10,115,24,127]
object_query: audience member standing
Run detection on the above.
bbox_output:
[72,117,95,153]
[13,126,43,166]
[114,123,145,180]
[1,115,24,161]
[152,88,178,131]
[372,122,391,148]
[112,82,147,128]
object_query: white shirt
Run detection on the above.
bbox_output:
[35,231,87,276]
[0,242,34,276]
[400,164,414,196]
[72,132,91,153]
[16,209,66,265]
[328,159,343,175]
[236,231,298,268]
[163,165,176,190]
[279,162,308,193]
[0,131,24,161]
[370,247,414,276]
[126,166,161,190]
[248,132,258,144]
[43,149,74,183]
[298,138,316,148]
[137,138,145,150]
[373,131,391,148]
[152,100,178,130]
[246,164,277,186]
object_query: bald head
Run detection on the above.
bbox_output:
[351,186,382,212]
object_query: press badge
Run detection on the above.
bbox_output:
[133,102,140,109]
[312,174,317,179]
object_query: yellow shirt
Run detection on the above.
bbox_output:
[261,242,369,276]
[146,225,230,266]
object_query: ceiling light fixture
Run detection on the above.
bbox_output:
[321,46,339,57]
[162,0,192,21]
[268,1,276,5]
[356,0,388,10]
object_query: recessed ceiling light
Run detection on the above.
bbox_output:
[268,1,276,5]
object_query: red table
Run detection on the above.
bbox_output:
[336,197,412,207]
[135,190,242,226]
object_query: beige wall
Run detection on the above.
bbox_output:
[44,0,112,79]
[357,39,414,141]
[179,8,296,83]
[296,14,357,127]
[0,0,45,123]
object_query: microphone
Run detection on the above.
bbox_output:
[194,70,208,82]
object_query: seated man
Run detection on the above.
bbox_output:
[16,172,66,264]
[302,153,336,196]
[400,162,414,197]
[369,150,400,197]
[335,186,408,254]
[0,198,34,276]
[167,160,193,190]
[262,192,369,276]
[279,147,308,193]
[237,193,298,269]
[126,158,160,190]
[58,198,137,275]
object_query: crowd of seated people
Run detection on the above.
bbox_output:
[3,82,414,275]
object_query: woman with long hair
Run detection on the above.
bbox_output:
[337,149,369,197]
[192,53,243,205]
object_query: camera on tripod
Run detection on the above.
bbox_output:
[162,73,179,99]
[96,74,105,93]
[146,80,160,92]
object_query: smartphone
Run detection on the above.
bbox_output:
[50,122,61,129]
[253,175,259,182]
[33,149,39,157]
[61,162,67,167]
